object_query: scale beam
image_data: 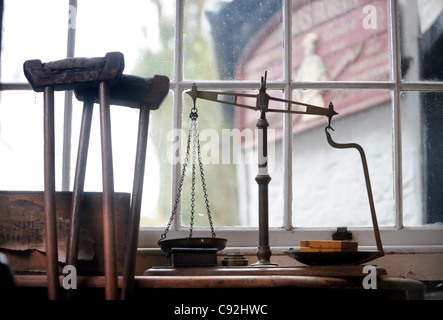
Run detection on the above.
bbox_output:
[186,78,338,127]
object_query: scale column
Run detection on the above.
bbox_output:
[252,112,277,267]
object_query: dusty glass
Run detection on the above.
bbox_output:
[291,89,395,228]
[184,0,283,81]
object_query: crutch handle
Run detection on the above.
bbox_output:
[23,51,124,92]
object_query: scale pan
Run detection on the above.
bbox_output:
[283,248,381,266]
[159,237,227,253]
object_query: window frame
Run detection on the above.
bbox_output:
[139,0,443,253]
[0,0,442,254]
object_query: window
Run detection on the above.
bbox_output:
[1,0,442,253]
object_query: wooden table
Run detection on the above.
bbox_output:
[12,266,425,301]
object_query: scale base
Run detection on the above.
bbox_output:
[252,245,278,267]
[167,247,218,268]
[251,261,278,267]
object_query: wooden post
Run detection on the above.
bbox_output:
[99,81,118,300]
[65,98,94,299]
[43,86,60,299]
[121,105,151,299]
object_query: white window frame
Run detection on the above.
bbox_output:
[1,0,442,255]
[138,0,443,255]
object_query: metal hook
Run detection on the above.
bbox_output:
[324,126,384,260]
[188,83,199,120]
[189,83,199,102]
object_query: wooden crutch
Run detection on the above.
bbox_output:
[23,52,124,299]
[43,86,59,300]
[65,96,93,300]
[75,74,170,299]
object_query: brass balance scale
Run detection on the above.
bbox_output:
[155,72,384,268]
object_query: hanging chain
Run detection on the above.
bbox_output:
[189,120,197,237]
[158,122,192,245]
[158,100,216,244]
[196,123,216,237]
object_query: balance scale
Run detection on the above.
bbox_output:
[154,72,384,269]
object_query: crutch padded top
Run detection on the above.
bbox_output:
[74,74,170,110]
[23,51,125,92]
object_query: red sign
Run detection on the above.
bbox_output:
[235,0,392,141]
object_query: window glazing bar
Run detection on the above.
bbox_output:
[391,0,403,229]
[62,0,78,191]
[176,80,398,90]
[172,0,185,231]
[0,83,31,90]
[283,0,293,229]
[400,82,443,91]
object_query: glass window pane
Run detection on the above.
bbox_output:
[291,0,391,82]
[0,89,173,227]
[115,91,173,228]
[0,90,67,190]
[140,91,174,227]
[132,0,176,80]
[292,89,394,227]
[400,0,443,81]
[402,91,443,226]
[184,0,283,81]
[175,90,284,228]
[70,91,173,228]
[233,90,284,228]
[75,0,174,79]
[1,0,67,82]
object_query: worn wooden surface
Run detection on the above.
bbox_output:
[14,272,424,290]
[74,74,170,109]
[12,272,425,294]
[144,265,387,277]
[23,52,124,92]
[0,191,130,275]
